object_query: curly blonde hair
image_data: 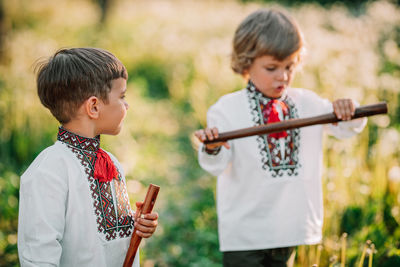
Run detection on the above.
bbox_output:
[231,9,304,75]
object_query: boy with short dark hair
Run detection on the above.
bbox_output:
[18,47,158,267]
[195,9,366,267]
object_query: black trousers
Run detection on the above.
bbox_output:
[223,247,296,267]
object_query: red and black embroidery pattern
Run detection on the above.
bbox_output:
[246,81,301,177]
[57,127,134,240]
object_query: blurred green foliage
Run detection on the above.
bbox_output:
[129,59,171,99]
[0,0,400,266]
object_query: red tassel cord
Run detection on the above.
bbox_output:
[94,148,118,183]
[263,100,289,139]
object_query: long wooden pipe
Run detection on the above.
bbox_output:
[123,184,160,267]
[204,102,387,144]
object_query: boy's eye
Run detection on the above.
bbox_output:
[265,67,276,71]
[121,95,126,99]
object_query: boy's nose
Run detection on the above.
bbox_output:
[277,70,288,81]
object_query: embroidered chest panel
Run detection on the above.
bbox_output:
[246,89,301,177]
[58,128,134,241]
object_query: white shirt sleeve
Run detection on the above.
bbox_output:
[18,152,68,267]
[198,101,233,176]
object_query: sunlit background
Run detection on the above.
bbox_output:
[0,0,399,266]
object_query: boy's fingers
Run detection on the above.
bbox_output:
[135,221,157,230]
[195,129,214,142]
[141,212,159,220]
[195,127,221,142]
[348,100,355,116]
[204,128,214,140]
[346,107,352,120]
[197,127,228,150]
[333,99,355,121]
[194,130,206,142]
[211,127,219,138]
[136,218,158,228]
[343,100,351,120]
[333,101,341,119]
[134,222,157,234]
[342,99,354,120]
[135,230,153,238]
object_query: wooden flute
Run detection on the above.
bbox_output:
[123,184,160,267]
[203,102,388,144]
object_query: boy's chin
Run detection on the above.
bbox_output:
[113,128,123,135]
[103,127,122,136]
[267,92,285,99]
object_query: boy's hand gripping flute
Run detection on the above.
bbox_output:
[204,102,388,144]
[123,184,160,267]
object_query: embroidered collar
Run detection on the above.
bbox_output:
[57,126,100,152]
[57,126,133,239]
[246,80,287,105]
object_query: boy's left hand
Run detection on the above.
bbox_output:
[134,202,159,238]
[332,98,355,122]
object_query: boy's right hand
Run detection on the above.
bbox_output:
[134,202,158,238]
[194,127,231,150]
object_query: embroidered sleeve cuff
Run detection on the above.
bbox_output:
[202,145,222,155]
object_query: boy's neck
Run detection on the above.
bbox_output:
[62,118,98,139]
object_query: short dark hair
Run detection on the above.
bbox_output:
[231,9,304,74]
[36,47,128,123]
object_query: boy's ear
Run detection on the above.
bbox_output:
[85,96,101,119]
